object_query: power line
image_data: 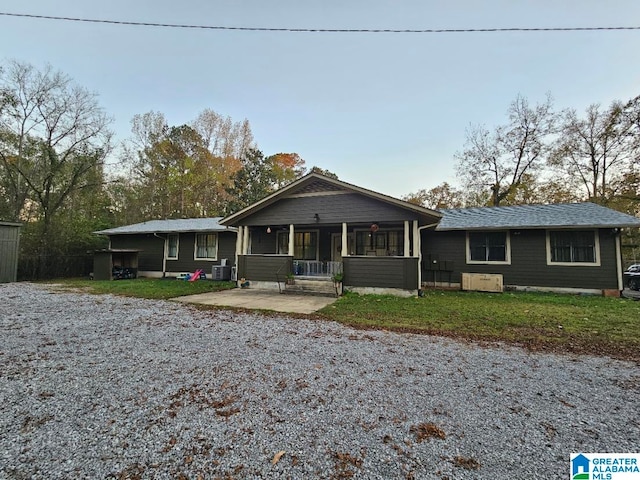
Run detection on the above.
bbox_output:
[1,12,640,34]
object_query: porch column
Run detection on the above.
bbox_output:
[235,226,243,264]
[242,226,249,254]
[288,224,295,256]
[404,221,410,257]
[341,222,348,257]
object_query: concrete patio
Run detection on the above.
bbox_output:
[172,287,337,314]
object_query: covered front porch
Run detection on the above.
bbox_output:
[220,172,442,296]
[234,220,423,293]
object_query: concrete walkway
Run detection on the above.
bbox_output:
[172,288,337,314]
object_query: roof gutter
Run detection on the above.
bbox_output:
[616,230,623,292]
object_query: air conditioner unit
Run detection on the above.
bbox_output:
[461,273,503,293]
[211,265,231,281]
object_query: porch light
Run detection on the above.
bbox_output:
[314,213,320,222]
[266,227,272,234]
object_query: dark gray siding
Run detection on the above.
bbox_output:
[422,229,619,290]
[218,233,236,265]
[344,257,419,290]
[238,255,292,282]
[109,232,236,275]
[249,229,278,254]
[240,193,421,226]
[166,232,236,273]
[110,234,164,271]
[0,223,20,283]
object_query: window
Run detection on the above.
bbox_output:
[194,233,217,260]
[277,231,318,260]
[166,234,179,259]
[547,230,599,265]
[355,230,404,256]
[467,231,510,264]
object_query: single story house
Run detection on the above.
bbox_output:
[220,173,640,296]
[95,173,640,295]
[94,218,237,279]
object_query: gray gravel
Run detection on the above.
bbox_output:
[1,283,638,479]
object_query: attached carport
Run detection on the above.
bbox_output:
[92,249,140,280]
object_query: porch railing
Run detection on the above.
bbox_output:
[293,260,342,277]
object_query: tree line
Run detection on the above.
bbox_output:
[1,59,639,278]
[0,60,332,278]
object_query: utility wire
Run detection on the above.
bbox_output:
[1,12,639,34]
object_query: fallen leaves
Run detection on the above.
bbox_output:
[271,450,285,465]
[451,455,481,470]
[409,422,446,442]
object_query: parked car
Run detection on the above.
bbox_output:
[624,264,640,290]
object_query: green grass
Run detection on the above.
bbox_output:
[49,278,236,300]
[319,290,640,361]
[45,279,640,360]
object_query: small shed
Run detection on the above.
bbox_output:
[0,221,22,283]
[93,249,140,281]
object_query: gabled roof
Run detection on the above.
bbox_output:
[220,172,442,225]
[94,217,236,235]
[437,202,640,231]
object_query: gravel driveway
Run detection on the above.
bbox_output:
[1,283,638,479]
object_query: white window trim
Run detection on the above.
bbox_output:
[166,234,179,260]
[546,229,601,267]
[277,229,320,260]
[194,233,218,261]
[466,231,511,265]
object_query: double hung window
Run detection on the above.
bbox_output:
[166,234,179,259]
[195,233,217,260]
[548,230,598,265]
[467,231,509,264]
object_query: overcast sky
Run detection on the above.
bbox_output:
[1,1,639,198]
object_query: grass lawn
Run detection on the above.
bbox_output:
[48,278,236,300]
[44,279,640,360]
[320,290,640,361]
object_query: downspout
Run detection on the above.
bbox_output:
[615,229,623,292]
[154,233,167,278]
[417,222,440,295]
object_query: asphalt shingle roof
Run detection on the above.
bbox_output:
[94,217,235,235]
[436,202,640,231]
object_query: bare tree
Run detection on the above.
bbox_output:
[0,60,112,275]
[191,108,254,159]
[551,101,636,203]
[455,94,556,206]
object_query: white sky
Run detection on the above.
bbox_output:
[1,0,639,198]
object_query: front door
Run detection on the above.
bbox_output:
[331,233,354,262]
